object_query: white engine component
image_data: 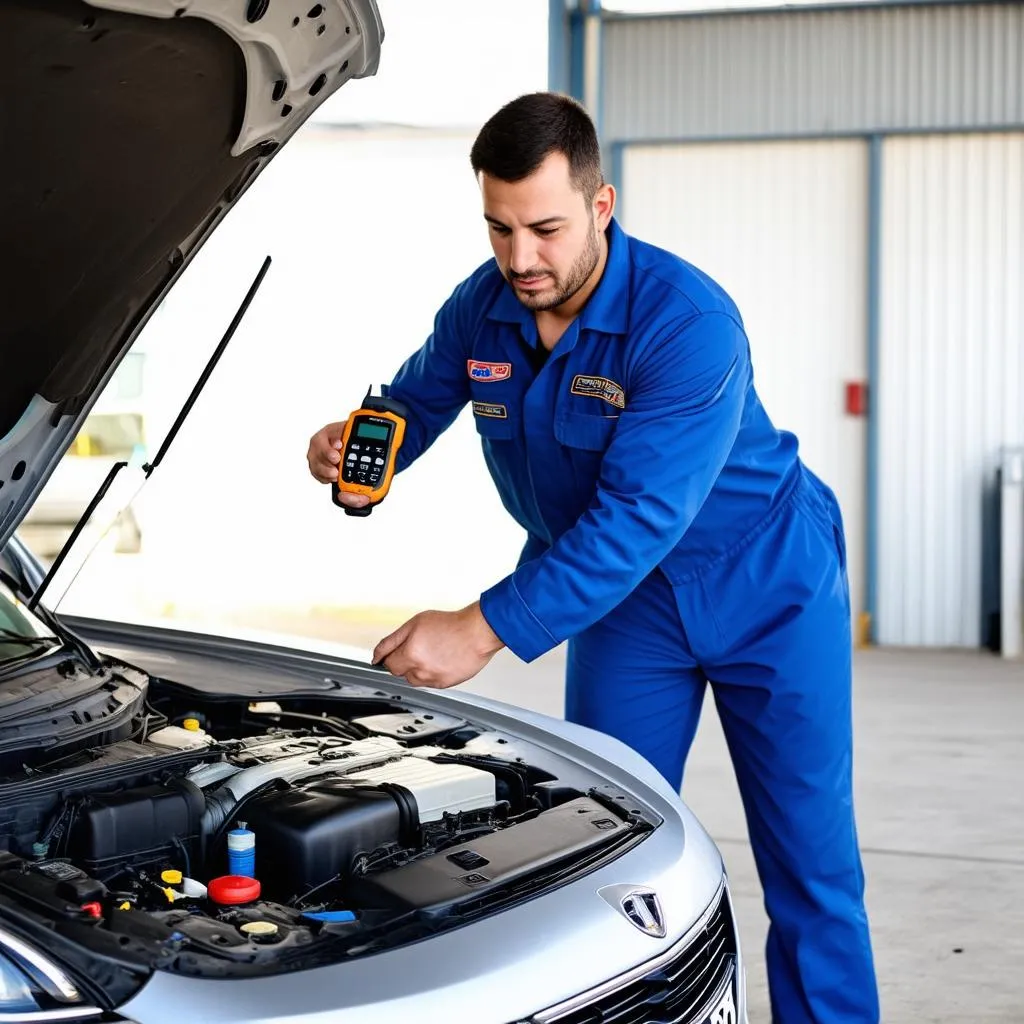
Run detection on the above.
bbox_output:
[212,736,405,802]
[148,725,214,751]
[351,710,467,740]
[184,733,497,829]
[185,734,352,790]
[347,757,496,822]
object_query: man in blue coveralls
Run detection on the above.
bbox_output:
[307,93,878,1022]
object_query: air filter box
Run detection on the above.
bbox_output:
[242,780,411,901]
[69,779,205,871]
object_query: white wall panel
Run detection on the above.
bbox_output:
[878,133,1024,647]
[621,140,869,622]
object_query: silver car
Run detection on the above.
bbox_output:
[0,1,746,1022]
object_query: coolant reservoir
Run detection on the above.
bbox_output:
[148,725,214,750]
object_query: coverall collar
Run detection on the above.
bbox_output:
[484,217,631,337]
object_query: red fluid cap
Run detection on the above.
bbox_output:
[81,901,103,919]
[208,875,261,905]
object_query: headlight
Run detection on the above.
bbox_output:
[0,954,37,1014]
[0,925,101,1021]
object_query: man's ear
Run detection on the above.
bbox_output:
[593,183,616,230]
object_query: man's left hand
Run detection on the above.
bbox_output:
[373,603,505,688]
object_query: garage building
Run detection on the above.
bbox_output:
[549,0,1024,651]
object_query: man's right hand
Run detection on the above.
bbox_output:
[306,420,370,511]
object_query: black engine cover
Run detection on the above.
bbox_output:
[243,780,414,902]
[348,797,630,912]
[69,779,205,871]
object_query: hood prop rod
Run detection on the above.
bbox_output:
[27,461,127,616]
[29,256,273,617]
[143,255,272,477]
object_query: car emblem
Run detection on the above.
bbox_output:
[598,884,666,938]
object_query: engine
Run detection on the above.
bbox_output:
[64,731,501,903]
[0,696,646,976]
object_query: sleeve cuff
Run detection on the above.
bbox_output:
[480,574,558,664]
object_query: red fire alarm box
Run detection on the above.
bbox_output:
[845,381,868,417]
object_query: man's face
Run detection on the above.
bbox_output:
[479,152,613,313]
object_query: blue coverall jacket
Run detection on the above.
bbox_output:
[384,218,879,1024]
[388,217,804,656]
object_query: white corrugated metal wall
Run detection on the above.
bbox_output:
[597,2,1024,647]
[601,3,1024,141]
[877,133,1024,646]
[620,141,868,624]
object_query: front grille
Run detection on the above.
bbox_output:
[531,887,737,1024]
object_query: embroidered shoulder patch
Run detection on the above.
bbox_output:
[472,401,507,419]
[570,374,626,409]
[467,360,512,382]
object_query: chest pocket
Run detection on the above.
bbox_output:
[553,411,618,502]
[554,411,618,452]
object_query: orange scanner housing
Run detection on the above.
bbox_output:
[332,396,408,517]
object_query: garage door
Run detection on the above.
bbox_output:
[878,133,1024,647]
[621,140,869,626]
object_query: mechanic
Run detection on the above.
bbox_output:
[307,92,878,1023]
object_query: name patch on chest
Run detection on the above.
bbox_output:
[570,374,626,409]
[472,401,507,419]
[467,360,512,382]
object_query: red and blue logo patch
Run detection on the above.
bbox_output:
[467,360,512,382]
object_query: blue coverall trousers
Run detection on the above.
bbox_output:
[566,470,879,1024]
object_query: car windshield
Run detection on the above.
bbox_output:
[0,579,57,664]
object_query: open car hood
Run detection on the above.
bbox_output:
[0,0,383,550]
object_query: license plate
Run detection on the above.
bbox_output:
[705,984,737,1024]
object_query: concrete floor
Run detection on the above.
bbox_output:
[462,646,1024,1023]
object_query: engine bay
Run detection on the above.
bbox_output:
[0,660,656,987]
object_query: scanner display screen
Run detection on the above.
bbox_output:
[357,422,390,441]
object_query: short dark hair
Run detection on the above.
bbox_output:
[470,92,603,199]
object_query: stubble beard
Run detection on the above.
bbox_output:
[509,217,601,313]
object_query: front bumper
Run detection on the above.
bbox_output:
[519,880,745,1024]
[115,817,731,1024]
